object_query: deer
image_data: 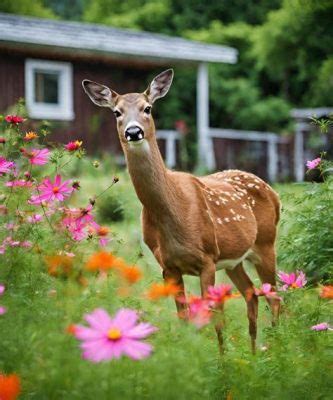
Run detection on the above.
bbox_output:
[82,69,281,353]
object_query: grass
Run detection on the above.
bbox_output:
[1,164,333,399]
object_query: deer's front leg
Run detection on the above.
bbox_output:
[200,262,224,354]
[163,269,188,319]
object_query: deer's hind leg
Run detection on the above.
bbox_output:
[253,243,281,326]
[226,263,258,354]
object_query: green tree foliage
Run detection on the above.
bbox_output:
[0,0,55,18]
[253,0,333,104]
[44,0,85,20]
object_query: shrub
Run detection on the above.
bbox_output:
[97,193,125,222]
[279,177,333,283]
[279,118,333,283]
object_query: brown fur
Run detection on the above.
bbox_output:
[82,72,281,353]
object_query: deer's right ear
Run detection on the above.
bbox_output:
[82,80,118,109]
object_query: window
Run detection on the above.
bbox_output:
[25,59,74,120]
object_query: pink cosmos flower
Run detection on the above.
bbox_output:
[62,205,103,242]
[254,283,282,300]
[23,148,50,165]
[206,284,239,308]
[278,270,307,291]
[27,214,43,224]
[0,157,15,176]
[5,179,32,188]
[187,296,212,328]
[74,308,157,362]
[65,140,82,152]
[21,241,32,248]
[0,285,5,295]
[5,115,24,124]
[311,322,332,331]
[306,157,321,170]
[3,236,20,247]
[29,175,73,204]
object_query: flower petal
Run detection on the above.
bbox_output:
[122,339,153,360]
[74,325,105,341]
[112,308,139,331]
[126,323,158,339]
[84,308,113,332]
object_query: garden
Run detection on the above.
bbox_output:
[0,110,332,400]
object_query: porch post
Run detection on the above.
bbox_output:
[197,62,215,170]
[294,121,305,182]
[267,137,278,182]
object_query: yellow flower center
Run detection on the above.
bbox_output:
[291,282,298,288]
[107,328,122,340]
[52,186,60,194]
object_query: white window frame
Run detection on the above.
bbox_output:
[25,59,74,121]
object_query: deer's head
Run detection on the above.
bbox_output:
[82,69,173,147]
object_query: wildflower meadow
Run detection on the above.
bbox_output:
[0,110,332,399]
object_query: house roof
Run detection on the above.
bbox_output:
[0,13,237,64]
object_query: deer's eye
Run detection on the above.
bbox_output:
[113,110,121,118]
[144,106,152,115]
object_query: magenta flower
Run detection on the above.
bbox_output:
[23,148,50,165]
[278,270,307,291]
[187,296,212,328]
[306,157,321,170]
[29,175,73,204]
[0,284,6,315]
[311,322,332,331]
[206,284,238,306]
[27,214,43,224]
[254,283,282,300]
[5,115,24,124]
[5,179,32,187]
[74,308,157,362]
[0,157,15,176]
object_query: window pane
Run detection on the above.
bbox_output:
[34,70,59,104]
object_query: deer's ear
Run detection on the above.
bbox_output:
[82,80,118,109]
[145,69,174,103]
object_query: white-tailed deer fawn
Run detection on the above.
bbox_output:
[83,69,281,353]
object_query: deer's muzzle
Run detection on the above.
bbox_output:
[125,125,144,142]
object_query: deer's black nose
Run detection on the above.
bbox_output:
[125,126,144,142]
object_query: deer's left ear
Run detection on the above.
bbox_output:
[145,69,174,103]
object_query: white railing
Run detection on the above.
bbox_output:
[208,128,288,182]
[156,130,181,168]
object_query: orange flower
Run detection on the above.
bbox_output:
[146,281,180,300]
[0,373,21,400]
[65,324,77,336]
[45,255,73,277]
[97,226,109,237]
[320,285,333,299]
[120,265,142,284]
[23,131,39,141]
[85,251,117,272]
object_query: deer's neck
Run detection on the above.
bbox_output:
[124,136,178,218]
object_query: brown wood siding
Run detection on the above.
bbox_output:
[0,49,154,155]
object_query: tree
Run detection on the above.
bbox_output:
[0,0,55,18]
